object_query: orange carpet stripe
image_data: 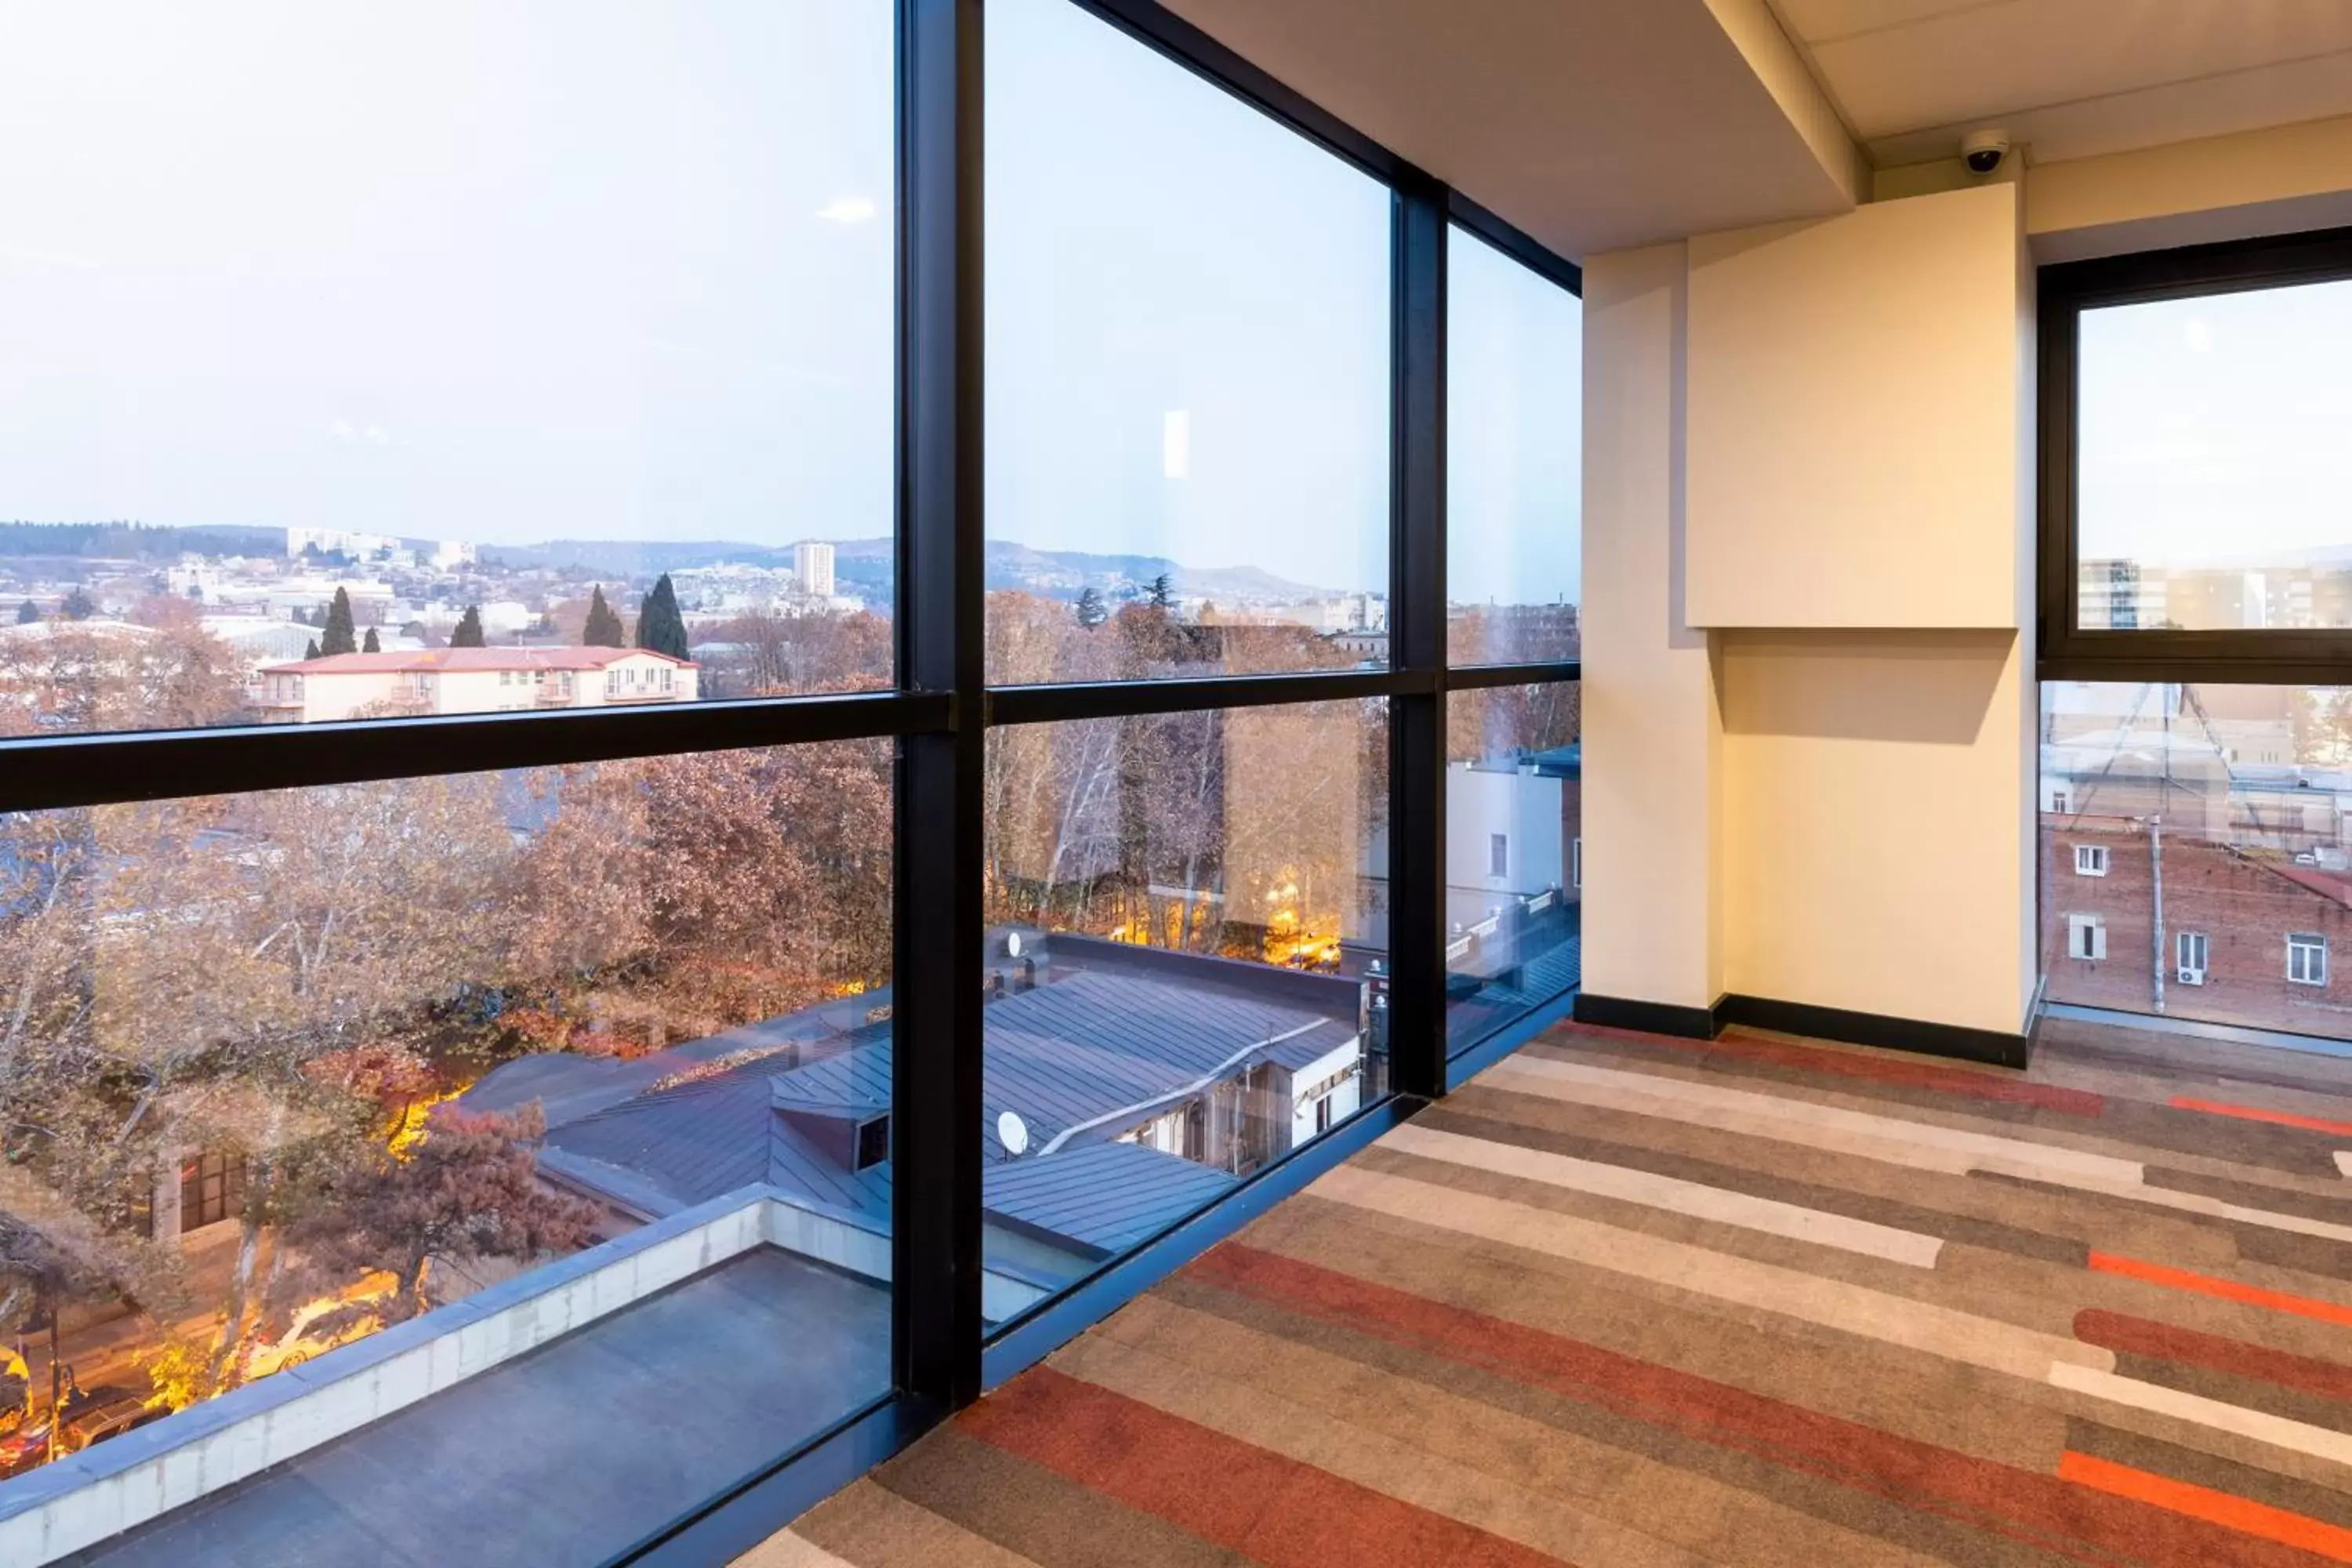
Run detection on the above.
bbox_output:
[2088,1251,2352,1329]
[2060,1450,2352,1563]
[2168,1096,2352,1138]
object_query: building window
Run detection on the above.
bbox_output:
[2067,914,2106,961]
[2049,785,2072,814]
[2073,844,2108,877]
[1489,832,1509,878]
[179,1151,248,1233]
[2290,933,2328,987]
[2176,931,2208,984]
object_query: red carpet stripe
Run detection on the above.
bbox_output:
[1190,1242,2333,1568]
[2060,1450,2352,1563]
[959,1365,1572,1568]
[2089,1252,2352,1329]
[2169,1096,2352,1138]
[1560,1022,2105,1116]
[2074,1308,2352,1403]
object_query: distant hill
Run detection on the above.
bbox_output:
[480,539,804,575]
[0,521,285,560]
[488,534,1338,604]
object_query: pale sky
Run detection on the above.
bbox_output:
[2079,276,2352,569]
[0,0,1581,602]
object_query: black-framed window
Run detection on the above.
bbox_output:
[0,0,1581,1557]
[1447,223,1583,668]
[2040,224,2352,684]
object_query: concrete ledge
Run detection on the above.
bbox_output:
[0,1185,814,1566]
[0,1179,1067,1566]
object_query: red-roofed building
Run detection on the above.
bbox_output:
[252,647,698,724]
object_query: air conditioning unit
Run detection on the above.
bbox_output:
[2177,966,2205,986]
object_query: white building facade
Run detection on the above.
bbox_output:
[253,647,699,724]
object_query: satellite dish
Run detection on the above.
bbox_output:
[996,1111,1030,1156]
[1006,931,1025,958]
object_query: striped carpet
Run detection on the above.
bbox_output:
[746,1014,2352,1566]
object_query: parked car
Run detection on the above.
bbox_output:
[0,1421,51,1479]
[62,1395,166,1454]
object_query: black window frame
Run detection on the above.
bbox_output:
[2039,222,2352,684]
[0,0,1583,1555]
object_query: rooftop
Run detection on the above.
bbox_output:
[67,1247,887,1568]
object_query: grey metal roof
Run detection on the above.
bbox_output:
[1263,1027,1359,1073]
[538,964,1357,1247]
[979,1141,1236,1257]
[757,968,1357,1160]
[543,1073,773,1213]
[460,1051,681,1129]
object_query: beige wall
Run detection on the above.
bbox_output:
[1718,631,2033,1032]
[1580,241,1725,1012]
[1582,185,2037,1034]
[1684,182,2028,630]
[2027,113,2352,263]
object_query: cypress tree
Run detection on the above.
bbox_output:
[450,605,485,648]
[361,627,381,654]
[13,601,35,625]
[634,574,688,660]
[321,586,358,656]
[583,585,625,648]
[305,637,322,660]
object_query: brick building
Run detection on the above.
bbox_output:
[2041,812,2352,1036]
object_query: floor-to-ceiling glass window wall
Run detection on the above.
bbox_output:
[2042,238,2352,1049]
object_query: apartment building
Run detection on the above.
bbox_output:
[251,646,699,723]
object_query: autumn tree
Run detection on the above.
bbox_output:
[89,776,518,1382]
[320,588,358,657]
[279,1107,597,1323]
[449,605,485,648]
[0,622,246,735]
[583,586,626,648]
[635,575,688,660]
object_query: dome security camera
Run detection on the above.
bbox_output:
[1962,129,2011,175]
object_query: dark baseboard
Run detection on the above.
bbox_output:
[1570,989,2031,1069]
[1719,993,2031,1069]
[1572,991,1721,1040]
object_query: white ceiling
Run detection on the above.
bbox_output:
[1156,0,1858,260]
[1768,0,2352,166]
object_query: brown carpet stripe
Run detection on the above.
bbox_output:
[756,1016,2352,1566]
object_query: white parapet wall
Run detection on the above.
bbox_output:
[0,1185,1051,1566]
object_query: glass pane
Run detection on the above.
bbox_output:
[2042,681,2352,1040]
[0,742,893,1558]
[2078,281,2352,631]
[985,0,1392,685]
[1447,228,1582,665]
[1444,683,1583,1051]
[0,2,894,741]
[982,700,1388,1304]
